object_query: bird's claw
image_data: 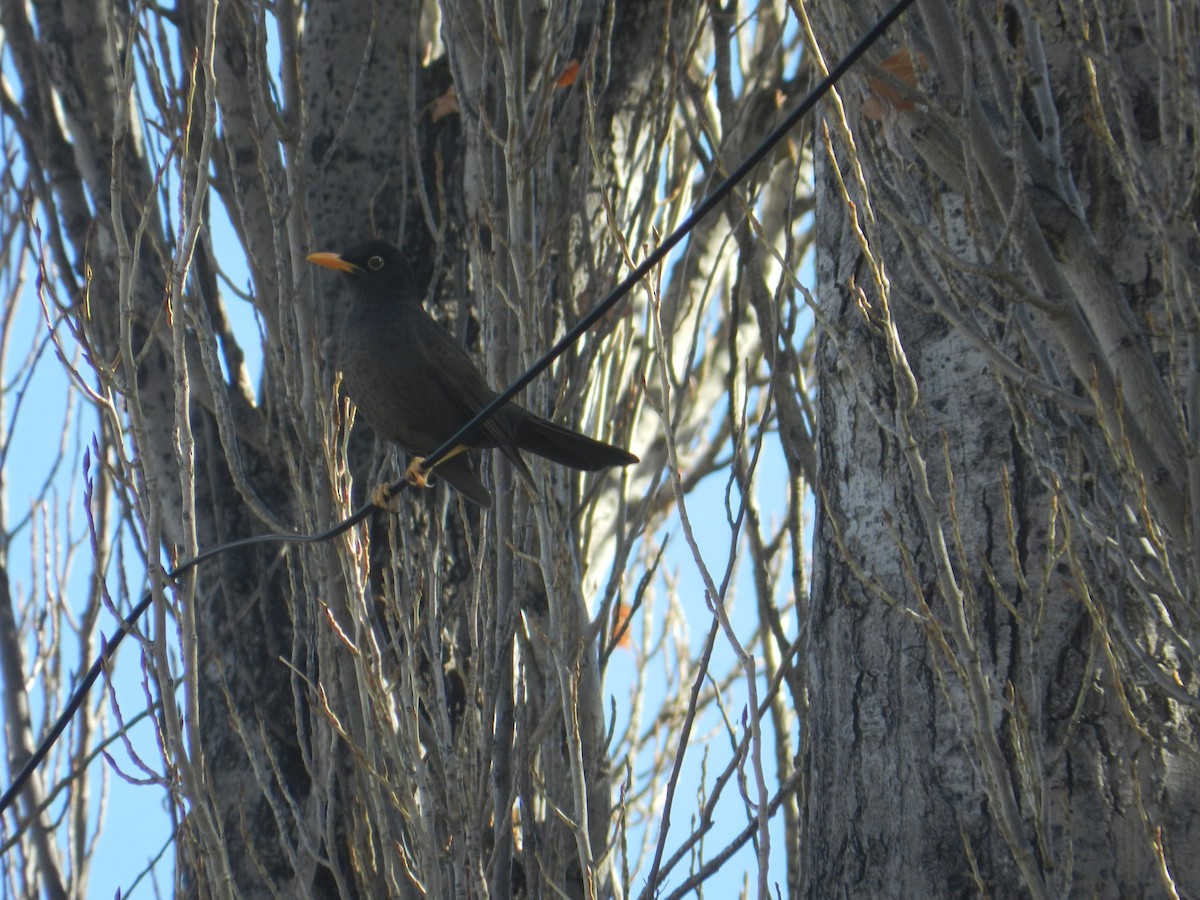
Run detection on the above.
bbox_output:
[371,482,402,512]
[371,458,435,512]
[403,457,433,490]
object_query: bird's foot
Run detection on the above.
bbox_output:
[403,457,433,490]
[371,458,432,510]
[377,449,469,509]
[371,482,402,512]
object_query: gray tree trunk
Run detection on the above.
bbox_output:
[805,1,1199,896]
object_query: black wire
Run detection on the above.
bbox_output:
[0,0,913,827]
[0,506,375,821]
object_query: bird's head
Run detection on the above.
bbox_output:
[307,239,411,302]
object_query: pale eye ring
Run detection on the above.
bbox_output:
[367,256,384,271]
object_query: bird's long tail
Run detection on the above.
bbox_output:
[516,416,638,471]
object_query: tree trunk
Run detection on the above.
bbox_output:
[805,1,1200,896]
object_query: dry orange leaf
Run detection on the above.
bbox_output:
[610,600,635,651]
[556,59,581,89]
[863,48,927,120]
[429,84,459,122]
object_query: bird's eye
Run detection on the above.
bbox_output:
[367,256,384,271]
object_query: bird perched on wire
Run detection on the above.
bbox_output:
[308,239,638,507]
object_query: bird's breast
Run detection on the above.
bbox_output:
[338,309,469,454]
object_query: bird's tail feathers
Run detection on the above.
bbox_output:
[516,416,638,471]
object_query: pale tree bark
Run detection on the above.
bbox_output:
[0,0,816,898]
[804,0,1199,896]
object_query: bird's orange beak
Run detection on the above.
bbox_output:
[306,252,362,274]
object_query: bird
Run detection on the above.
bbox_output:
[307,239,638,507]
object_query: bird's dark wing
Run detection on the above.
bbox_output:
[413,316,534,482]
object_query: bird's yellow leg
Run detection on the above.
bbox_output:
[363,458,431,512]
[418,444,469,474]
[406,444,468,481]
[402,456,433,490]
[371,446,471,510]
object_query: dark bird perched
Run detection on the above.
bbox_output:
[307,239,638,507]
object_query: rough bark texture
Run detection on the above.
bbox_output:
[806,1,1199,897]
